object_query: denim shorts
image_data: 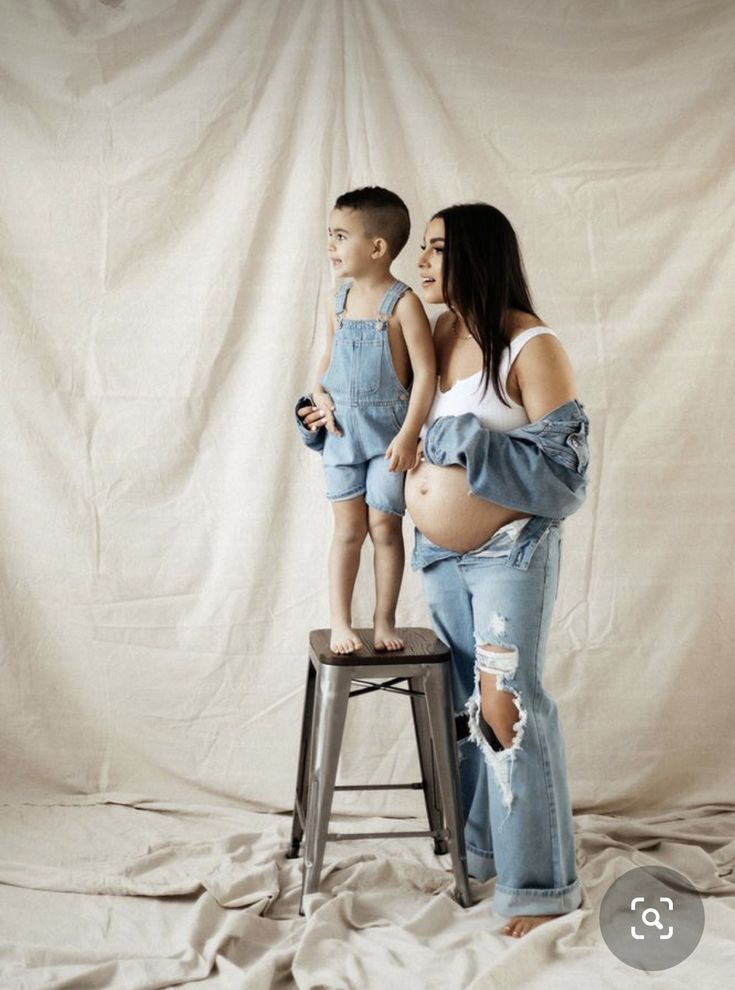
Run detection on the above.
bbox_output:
[322,404,408,516]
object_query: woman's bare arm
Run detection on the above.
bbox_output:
[514,335,577,422]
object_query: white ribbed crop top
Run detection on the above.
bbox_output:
[424,326,559,433]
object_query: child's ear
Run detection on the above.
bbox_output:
[371,237,389,259]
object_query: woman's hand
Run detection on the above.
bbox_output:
[385,430,422,472]
[297,403,325,431]
[408,439,425,470]
[298,391,342,436]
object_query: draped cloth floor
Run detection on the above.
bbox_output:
[1,800,732,988]
[1,1,734,987]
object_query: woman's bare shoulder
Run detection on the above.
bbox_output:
[507,310,549,341]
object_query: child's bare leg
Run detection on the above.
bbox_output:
[368,507,405,651]
[328,496,369,653]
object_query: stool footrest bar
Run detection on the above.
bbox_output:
[349,678,425,699]
[327,828,449,842]
[333,783,424,791]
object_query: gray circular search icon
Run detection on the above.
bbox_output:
[599,866,704,971]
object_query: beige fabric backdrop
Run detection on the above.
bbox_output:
[1,1,733,987]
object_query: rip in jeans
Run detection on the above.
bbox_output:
[466,615,526,826]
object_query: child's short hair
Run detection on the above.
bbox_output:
[334,186,410,259]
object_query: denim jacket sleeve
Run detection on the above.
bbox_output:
[294,394,326,454]
[422,398,589,518]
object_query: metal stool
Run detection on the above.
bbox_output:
[286,628,472,915]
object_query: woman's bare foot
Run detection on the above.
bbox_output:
[501,914,564,937]
[373,621,404,651]
[330,625,363,654]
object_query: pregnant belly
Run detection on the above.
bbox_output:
[405,461,530,554]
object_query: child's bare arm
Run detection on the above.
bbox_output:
[313,345,332,400]
[385,292,436,472]
[312,299,342,435]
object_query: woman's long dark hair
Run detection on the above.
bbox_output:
[433,203,538,405]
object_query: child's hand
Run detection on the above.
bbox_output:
[312,390,342,437]
[385,430,421,472]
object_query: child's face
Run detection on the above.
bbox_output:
[327,208,377,278]
[417,217,445,305]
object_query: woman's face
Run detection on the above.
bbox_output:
[417,217,445,305]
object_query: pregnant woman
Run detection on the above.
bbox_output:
[297,202,590,938]
[407,203,588,936]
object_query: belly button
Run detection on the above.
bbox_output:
[419,482,429,495]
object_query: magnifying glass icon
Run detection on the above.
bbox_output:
[641,908,663,929]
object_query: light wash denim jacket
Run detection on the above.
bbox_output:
[422,398,589,518]
[295,396,590,569]
[414,398,589,570]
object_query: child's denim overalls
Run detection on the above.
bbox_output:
[320,279,411,516]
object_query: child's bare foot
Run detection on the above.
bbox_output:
[330,625,363,654]
[500,914,565,938]
[373,622,404,651]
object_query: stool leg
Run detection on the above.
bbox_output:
[300,663,352,915]
[423,663,473,909]
[409,675,446,855]
[287,655,317,859]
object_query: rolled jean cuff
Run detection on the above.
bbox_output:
[492,877,583,918]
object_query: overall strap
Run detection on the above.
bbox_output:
[377,280,411,318]
[335,280,352,316]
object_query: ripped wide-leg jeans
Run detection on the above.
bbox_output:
[418,521,582,918]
